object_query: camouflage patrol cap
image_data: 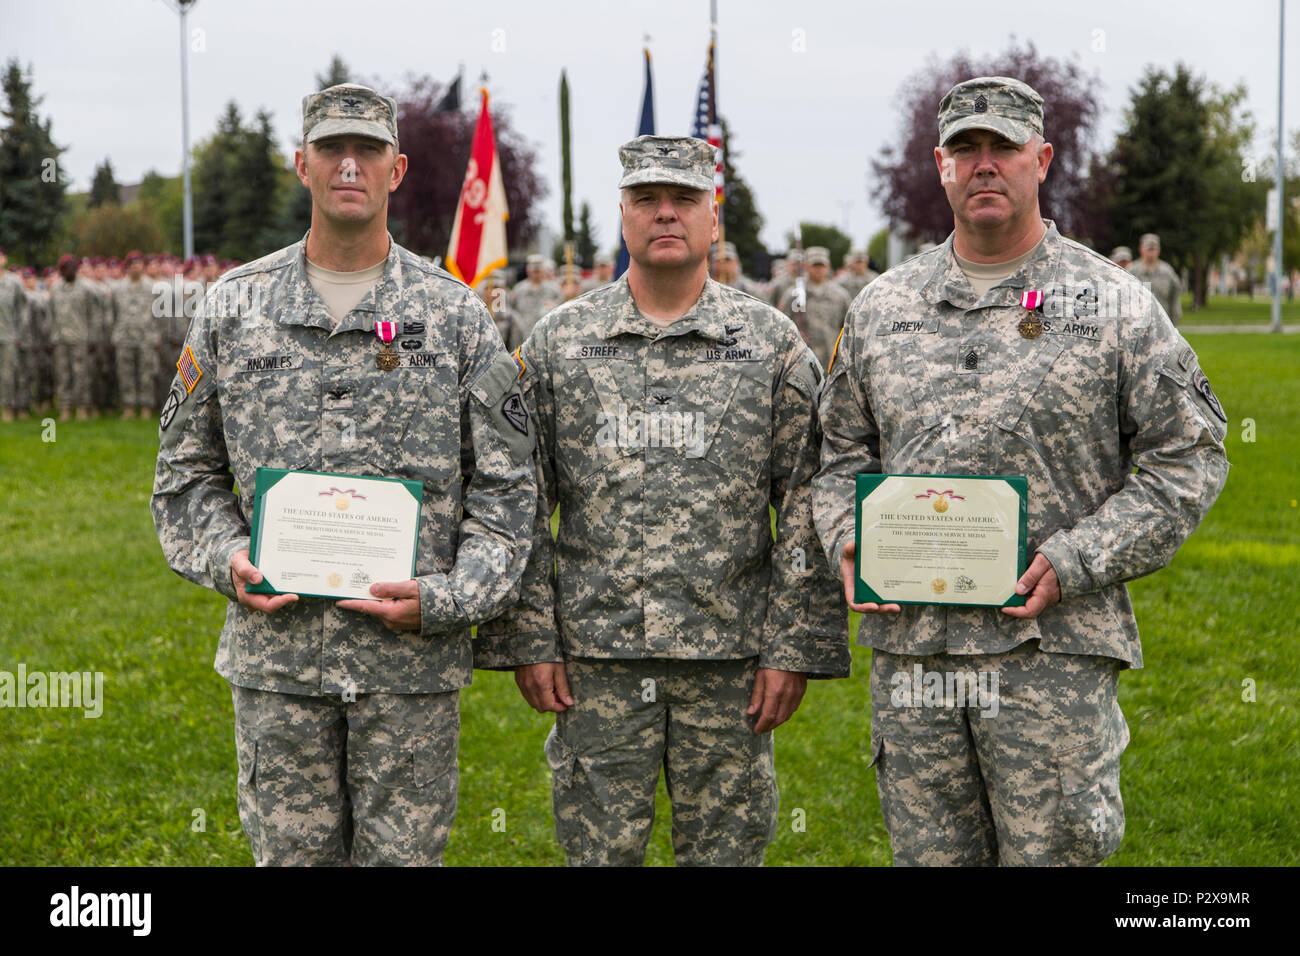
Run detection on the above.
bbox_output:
[618,135,716,191]
[806,246,831,266]
[593,251,613,266]
[1110,246,1133,263]
[1139,233,1161,249]
[526,254,546,268]
[303,83,398,146]
[938,76,1044,147]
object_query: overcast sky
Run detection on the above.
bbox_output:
[4,0,1296,255]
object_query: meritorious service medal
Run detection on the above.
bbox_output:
[1019,290,1043,339]
[375,319,400,370]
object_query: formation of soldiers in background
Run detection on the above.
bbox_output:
[0,247,237,421]
[4,229,1224,424]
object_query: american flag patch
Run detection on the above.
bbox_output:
[177,346,203,393]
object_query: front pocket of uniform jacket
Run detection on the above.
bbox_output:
[561,360,641,487]
[381,358,459,486]
[698,362,770,485]
[219,368,318,476]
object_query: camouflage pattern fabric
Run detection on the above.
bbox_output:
[545,656,777,866]
[507,278,562,349]
[617,135,717,192]
[302,83,398,145]
[870,639,1127,866]
[112,277,163,408]
[231,683,458,866]
[779,278,851,371]
[477,274,849,674]
[1129,258,1183,326]
[938,75,1044,146]
[23,288,54,405]
[837,269,879,300]
[815,219,1229,668]
[151,234,537,696]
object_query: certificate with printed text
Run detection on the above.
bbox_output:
[854,474,1028,608]
[246,468,422,601]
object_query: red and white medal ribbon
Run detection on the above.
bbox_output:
[375,320,397,344]
[1021,290,1043,310]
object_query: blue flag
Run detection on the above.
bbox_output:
[615,49,656,279]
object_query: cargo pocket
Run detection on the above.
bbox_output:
[1050,721,1127,865]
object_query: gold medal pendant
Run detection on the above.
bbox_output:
[376,343,400,370]
[1018,315,1043,339]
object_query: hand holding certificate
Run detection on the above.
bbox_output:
[854,475,1028,608]
[246,468,422,602]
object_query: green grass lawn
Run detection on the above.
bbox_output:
[1178,293,1299,325]
[1,331,1295,866]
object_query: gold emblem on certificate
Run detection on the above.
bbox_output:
[855,475,1029,608]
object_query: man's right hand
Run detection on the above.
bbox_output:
[840,540,901,615]
[231,549,298,613]
[514,662,575,714]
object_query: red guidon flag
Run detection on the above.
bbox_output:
[447,88,509,289]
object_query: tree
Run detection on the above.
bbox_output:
[576,201,597,267]
[867,226,890,271]
[0,59,68,265]
[137,170,183,252]
[871,39,1108,247]
[719,117,764,275]
[192,102,288,261]
[785,222,852,270]
[88,158,119,207]
[316,54,351,90]
[1108,65,1262,307]
[75,201,162,257]
[386,74,546,259]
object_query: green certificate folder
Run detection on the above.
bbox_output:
[854,474,1028,608]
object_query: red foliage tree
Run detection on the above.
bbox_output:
[386,74,547,259]
[870,39,1111,247]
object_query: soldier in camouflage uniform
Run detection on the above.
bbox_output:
[766,248,803,307]
[837,247,879,300]
[778,246,851,371]
[49,255,97,420]
[1109,246,1133,270]
[111,251,161,419]
[814,77,1228,866]
[87,257,115,414]
[24,268,54,413]
[151,83,537,867]
[712,241,764,298]
[580,252,615,293]
[1130,233,1182,326]
[0,250,28,421]
[478,135,850,867]
[507,254,562,350]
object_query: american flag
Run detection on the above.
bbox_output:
[177,346,203,393]
[691,42,724,204]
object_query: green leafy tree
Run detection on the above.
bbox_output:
[576,200,597,267]
[192,103,286,260]
[316,54,351,90]
[0,59,68,265]
[719,117,764,275]
[137,170,183,252]
[75,202,162,257]
[867,226,890,271]
[88,158,119,207]
[785,222,852,270]
[1108,64,1262,307]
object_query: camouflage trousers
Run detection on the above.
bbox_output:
[0,343,17,408]
[53,344,91,409]
[545,656,778,867]
[115,344,160,409]
[230,683,459,867]
[869,639,1128,866]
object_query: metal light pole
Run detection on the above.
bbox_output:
[162,0,197,259]
[1271,0,1286,333]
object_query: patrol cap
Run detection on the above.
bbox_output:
[847,247,867,261]
[938,76,1044,147]
[1139,233,1161,249]
[525,254,546,268]
[786,248,805,263]
[303,83,399,146]
[618,135,716,191]
[720,241,739,260]
[1110,246,1133,262]
[806,246,831,266]
[593,252,613,266]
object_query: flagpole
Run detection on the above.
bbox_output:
[711,0,724,253]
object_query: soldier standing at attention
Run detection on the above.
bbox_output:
[837,247,879,300]
[1129,233,1182,326]
[152,83,536,866]
[49,255,97,421]
[1109,246,1133,271]
[0,248,28,421]
[580,252,615,293]
[814,77,1228,866]
[111,251,160,419]
[507,254,562,350]
[478,134,849,867]
[779,245,851,371]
